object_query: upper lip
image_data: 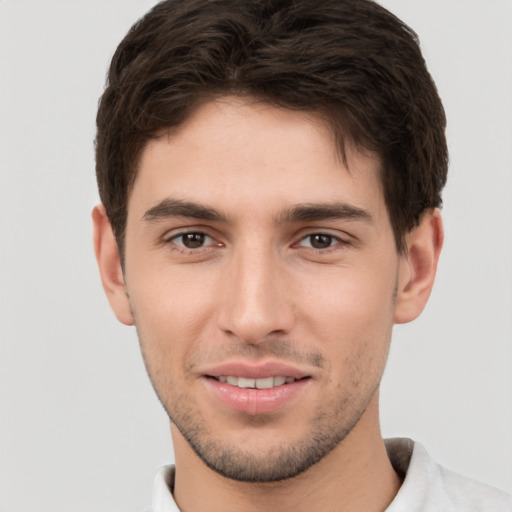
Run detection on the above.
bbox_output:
[202,360,311,380]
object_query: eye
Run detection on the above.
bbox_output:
[298,233,343,250]
[168,232,219,249]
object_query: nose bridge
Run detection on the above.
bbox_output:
[217,240,293,343]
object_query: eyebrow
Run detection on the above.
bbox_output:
[277,203,373,224]
[142,198,229,223]
[142,197,372,225]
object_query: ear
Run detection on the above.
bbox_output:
[394,209,444,324]
[92,204,134,326]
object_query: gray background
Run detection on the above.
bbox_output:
[1,1,511,510]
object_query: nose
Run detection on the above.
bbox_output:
[216,245,294,344]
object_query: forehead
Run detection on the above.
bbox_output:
[129,97,386,221]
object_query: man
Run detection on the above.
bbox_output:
[92,0,512,510]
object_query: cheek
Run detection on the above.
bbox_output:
[127,265,219,352]
[298,265,396,377]
[300,264,397,331]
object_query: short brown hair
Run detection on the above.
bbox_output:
[95,0,448,255]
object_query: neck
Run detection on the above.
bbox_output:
[171,393,401,512]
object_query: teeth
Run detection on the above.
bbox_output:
[256,377,274,389]
[217,376,295,389]
[238,377,255,388]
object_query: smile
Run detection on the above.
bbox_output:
[206,374,311,415]
[213,376,297,389]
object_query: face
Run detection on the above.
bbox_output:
[121,98,405,482]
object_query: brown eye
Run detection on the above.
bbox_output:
[308,234,334,249]
[166,231,223,253]
[180,233,206,248]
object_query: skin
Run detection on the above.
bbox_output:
[94,96,443,512]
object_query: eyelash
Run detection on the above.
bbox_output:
[165,231,221,251]
[295,233,350,252]
[164,230,350,254]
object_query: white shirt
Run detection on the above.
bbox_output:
[148,438,512,511]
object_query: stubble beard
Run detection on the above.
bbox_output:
[147,371,380,483]
[133,306,393,484]
[168,395,368,483]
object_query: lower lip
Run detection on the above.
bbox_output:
[204,377,310,415]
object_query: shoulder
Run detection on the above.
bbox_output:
[385,438,512,511]
[437,465,512,510]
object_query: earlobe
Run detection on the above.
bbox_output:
[92,205,134,326]
[393,209,444,324]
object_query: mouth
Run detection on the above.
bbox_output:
[202,363,312,415]
[209,375,304,389]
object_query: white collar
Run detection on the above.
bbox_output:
[148,438,512,512]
